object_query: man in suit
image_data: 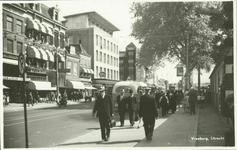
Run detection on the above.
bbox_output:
[127,89,137,126]
[139,87,158,141]
[116,89,127,127]
[92,86,114,142]
[188,87,197,115]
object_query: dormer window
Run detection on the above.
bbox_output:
[35,3,40,11]
[55,11,58,21]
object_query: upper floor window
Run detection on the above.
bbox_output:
[60,33,65,48]
[35,3,40,11]
[7,40,13,53]
[111,42,113,52]
[96,50,98,61]
[107,55,109,64]
[96,35,98,46]
[100,36,102,48]
[16,20,22,34]
[67,61,72,75]
[107,41,109,50]
[17,42,22,54]
[73,63,78,75]
[100,52,102,62]
[104,53,106,63]
[55,11,58,21]
[104,39,106,49]
[7,16,13,32]
[96,66,98,77]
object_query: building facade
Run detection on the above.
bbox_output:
[119,42,145,82]
[63,11,120,92]
[3,3,68,102]
[209,47,233,114]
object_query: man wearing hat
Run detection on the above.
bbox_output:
[116,89,127,127]
[127,89,137,126]
[92,86,114,142]
[188,87,197,115]
[139,87,158,141]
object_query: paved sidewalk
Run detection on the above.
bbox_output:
[196,102,230,146]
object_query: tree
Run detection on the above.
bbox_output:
[131,2,221,72]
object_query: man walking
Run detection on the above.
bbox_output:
[139,87,158,141]
[127,89,137,126]
[116,89,127,127]
[92,86,114,142]
[189,87,197,115]
[159,91,168,117]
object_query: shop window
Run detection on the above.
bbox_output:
[16,20,22,34]
[6,16,13,32]
[7,40,13,53]
[17,42,22,54]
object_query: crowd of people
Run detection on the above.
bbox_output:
[92,85,208,143]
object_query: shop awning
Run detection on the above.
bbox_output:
[3,58,18,65]
[3,85,9,89]
[35,21,47,34]
[89,69,94,74]
[27,46,41,59]
[43,24,54,36]
[38,48,48,61]
[66,80,85,89]
[85,86,97,90]
[58,53,65,62]
[26,19,39,30]
[45,50,54,62]
[28,81,56,91]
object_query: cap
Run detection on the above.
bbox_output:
[98,86,106,92]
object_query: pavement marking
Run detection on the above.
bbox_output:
[4,109,83,122]
[4,110,91,127]
[58,118,168,147]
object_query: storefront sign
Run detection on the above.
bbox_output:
[99,72,106,78]
[3,76,30,81]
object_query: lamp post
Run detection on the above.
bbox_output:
[56,47,59,103]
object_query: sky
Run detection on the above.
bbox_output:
[44,0,213,84]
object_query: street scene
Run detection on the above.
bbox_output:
[2,0,235,149]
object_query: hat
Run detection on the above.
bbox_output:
[98,86,106,92]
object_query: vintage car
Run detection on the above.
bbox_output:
[112,81,147,109]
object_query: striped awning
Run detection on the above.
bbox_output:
[66,80,85,89]
[27,46,41,59]
[35,21,47,34]
[3,58,18,65]
[45,50,54,62]
[58,53,65,62]
[28,81,56,91]
[38,48,48,61]
[26,19,39,30]
[80,67,88,74]
[89,69,94,74]
[43,24,54,36]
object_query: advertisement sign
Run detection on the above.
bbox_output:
[99,72,106,78]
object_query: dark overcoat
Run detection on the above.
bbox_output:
[116,95,127,111]
[93,94,113,119]
[139,94,158,118]
[127,96,137,111]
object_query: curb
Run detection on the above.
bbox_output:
[190,106,200,146]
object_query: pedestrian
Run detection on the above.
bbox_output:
[182,91,189,113]
[169,89,177,113]
[159,91,168,117]
[188,87,197,115]
[127,89,137,127]
[116,89,127,127]
[155,89,161,109]
[139,87,158,141]
[28,92,34,107]
[92,86,114,142]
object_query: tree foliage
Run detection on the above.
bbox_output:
[131,2,222,72]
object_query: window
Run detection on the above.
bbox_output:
[6,16,13,31]
[35,3,40,11]
[114,70,116,80]
[114,44,116,53]
[60,33,64,48]
[7,40,13,53]
[111,70,113,79]
[107,69,110,79]
[67,61,72,74]
[225,64,233,74]
[96,50,98,61]
[114,57,116,66]
[128,51,134,58]
[55,11,58,21]
[107,41,109,50]
[96,66,98,77]
[128,59,134,63]
[104,68,106,74]
[100,36,102,48]
[100,67,102,74]
[104,53,106,63]
[100,52,102,62]
[17,42,22,54]
[73,63,78,75]
[111,42,113,52]
[104,39,106,49]
[107,55,109,64]
[117,71,119,80]
[16,20,22,34]
[111,56,113,65]
[96,35,98,46]
[54,31,59,47]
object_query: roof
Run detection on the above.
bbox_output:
[64,11,120,32]
[126,42,136,48]
[69,44,91,57]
